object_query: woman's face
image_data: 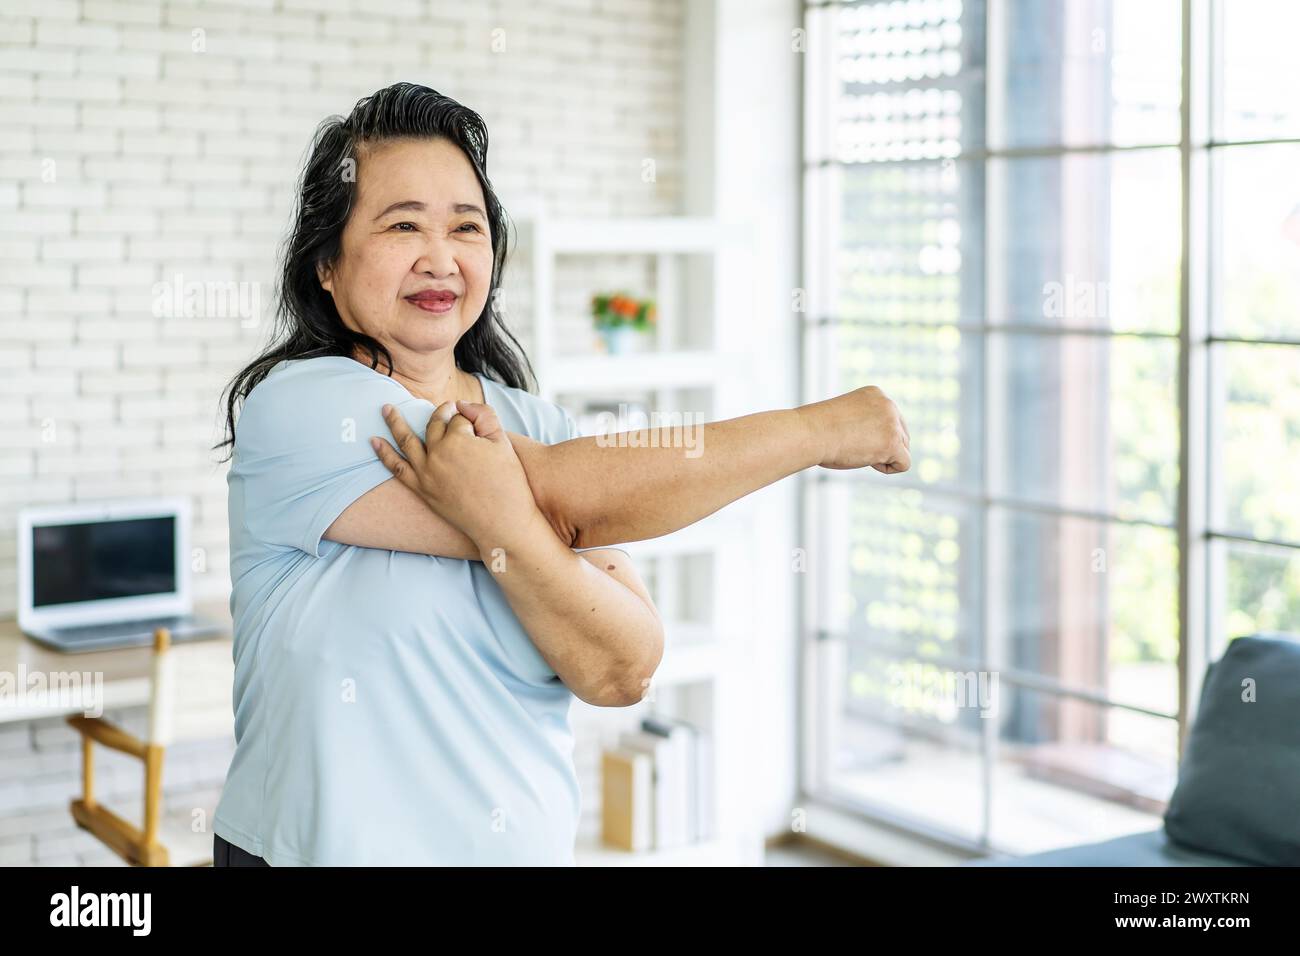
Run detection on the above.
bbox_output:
[318,137,494,370]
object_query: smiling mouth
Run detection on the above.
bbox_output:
[405,293,458,313]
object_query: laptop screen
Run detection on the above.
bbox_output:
[32,516,177,608]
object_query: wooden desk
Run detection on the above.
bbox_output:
[0,599,235,731]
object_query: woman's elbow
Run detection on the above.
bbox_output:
[582,626,664,708]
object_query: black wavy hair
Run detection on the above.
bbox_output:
[214,82,536,462]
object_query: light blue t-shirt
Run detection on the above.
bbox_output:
[213,355,620,865]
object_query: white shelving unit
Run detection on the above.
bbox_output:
[512,213,764,867]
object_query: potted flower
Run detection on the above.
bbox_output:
[592,292,656,354]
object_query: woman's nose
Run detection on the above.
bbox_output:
[412,239,459,277]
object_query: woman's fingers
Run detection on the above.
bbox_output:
[446,412,476,436]
[370,435,415,484]
[422,400,457,444]
[377,399,490,476]
[455,401,504,440]
[378,403,427,469]
[871,445,911,474]
[370,401,499,498]
[433,400,495,440]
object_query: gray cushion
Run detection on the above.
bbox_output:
[1162,633,1300,866]
[963,828,1248,866]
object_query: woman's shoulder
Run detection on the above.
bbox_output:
[260,354,402,388]
[235,355,411,453]
[247,355,408,407]
[239,354,574,443]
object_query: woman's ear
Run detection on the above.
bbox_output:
[316,259,333,294]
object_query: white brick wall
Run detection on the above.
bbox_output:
[0,0,684,613]
[1,0,685,863]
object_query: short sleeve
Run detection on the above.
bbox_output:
[560,407,583,442]
[231,358,435,557]
[573,545,632,557]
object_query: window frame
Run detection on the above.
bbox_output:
[799,0,1300,854]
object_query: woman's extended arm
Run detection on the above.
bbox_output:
[324,385,909,557]
[322,407,816,558]
[523,385,910,548]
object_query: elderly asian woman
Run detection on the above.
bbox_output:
[211,83,909,866]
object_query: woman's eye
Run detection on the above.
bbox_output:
[390,221,479,233]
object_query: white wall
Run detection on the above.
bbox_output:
[0,0,685,615]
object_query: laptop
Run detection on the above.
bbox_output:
[17,497,225,653]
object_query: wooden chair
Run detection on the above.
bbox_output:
[65,625,233,866]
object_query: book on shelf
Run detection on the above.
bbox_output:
[600,747,654,852]
[642,715,714,844]
[600,716,713,852]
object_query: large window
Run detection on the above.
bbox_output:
[801,0,1300,854]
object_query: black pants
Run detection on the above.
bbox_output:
[213,832,271,867]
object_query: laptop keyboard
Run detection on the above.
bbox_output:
[40,614,225,652]
[57,616,192,639]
